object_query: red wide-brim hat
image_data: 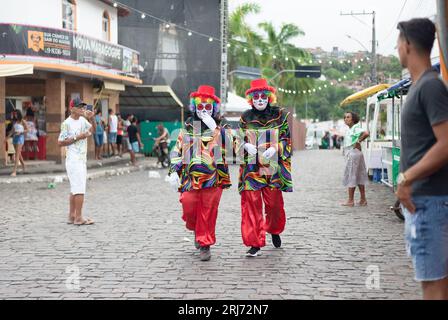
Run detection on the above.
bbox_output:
[190,85,221,103]
[245,78,276,96]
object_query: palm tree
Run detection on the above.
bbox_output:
[257,22,314,107]
[228,3,264,73]
[228,4,314,109]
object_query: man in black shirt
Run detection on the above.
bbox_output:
[126,117,143,166]
[396,18,448,300]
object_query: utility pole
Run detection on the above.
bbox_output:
[220,0,229,115]
[340,11,377,85]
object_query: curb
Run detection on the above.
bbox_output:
[0,160,161,184]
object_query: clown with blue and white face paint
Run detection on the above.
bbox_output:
[238,78,293,258]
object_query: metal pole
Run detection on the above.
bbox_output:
[305,95,308,121]
[372,11,377,84]
[220,0,228,115]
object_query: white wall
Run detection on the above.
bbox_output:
[0,0,61,29]
[77,0,118,44]
[0,0,118,44]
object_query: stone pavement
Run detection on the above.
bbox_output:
[0,150,420,300]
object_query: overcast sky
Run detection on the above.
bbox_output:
[229,0,437,56]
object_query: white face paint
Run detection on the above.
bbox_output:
[252,91,269,111]
[195,101,214,120]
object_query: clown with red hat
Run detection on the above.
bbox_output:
[237,78,293,257]
[168,85,233,262]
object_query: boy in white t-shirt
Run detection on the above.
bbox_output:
[58,97,96,225]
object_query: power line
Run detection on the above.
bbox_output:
[382,0,408,43]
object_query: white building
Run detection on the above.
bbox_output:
[0,0,141,164]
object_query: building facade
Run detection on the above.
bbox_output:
[0,0,142,165]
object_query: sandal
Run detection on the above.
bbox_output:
[358,201,368,207]
[74,218,95,225]
[341,202,355,207]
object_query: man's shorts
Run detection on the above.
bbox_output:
[130,141,139,153]
[403,195,448,282]
[66,160,87,195]
[108,132,117,144]
[116,135,122,145]
[94,133,104,146]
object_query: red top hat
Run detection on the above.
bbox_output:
[245,78,276,96]
[190,85,221,103]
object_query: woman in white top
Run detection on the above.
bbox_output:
[10,110,28,177]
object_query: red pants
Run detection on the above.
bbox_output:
[179,187,223,247]
[241,188,286,248]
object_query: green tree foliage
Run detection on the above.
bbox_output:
[228,3,402,121]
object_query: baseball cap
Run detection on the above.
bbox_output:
[70,97,87,109]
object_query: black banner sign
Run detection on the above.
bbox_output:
[0,23,139,75]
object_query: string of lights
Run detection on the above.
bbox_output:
[112,1,220,42]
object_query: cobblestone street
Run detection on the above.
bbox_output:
[0,150,420,299]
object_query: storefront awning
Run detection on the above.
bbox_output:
[0,64,34,77]
[103,81,125,91]
[119,85,184,122]
[120,86,183,108]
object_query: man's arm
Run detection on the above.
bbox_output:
[137,132,144,147]
[404,121,448,182]
[58,132,90,147]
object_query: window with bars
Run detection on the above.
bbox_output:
[102,11,110,41]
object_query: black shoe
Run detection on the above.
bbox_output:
[200,246,211,261]
[245,247,261,257]
[272,234,282,248]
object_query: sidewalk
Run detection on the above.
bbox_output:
[0,154,160,184]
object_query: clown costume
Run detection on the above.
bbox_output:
[237,78,293,257]
[168,85,233,261]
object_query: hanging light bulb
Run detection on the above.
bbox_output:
[209,37,213,42]
[113,2,118,7]
[273,55,277,59]
[166,23,171,28]
[243,48,247,52]
[258,52,263,56]
[302,90,306,94]
[141,13,146,19]
[226,43,230,47]
[285,57,289,61]
[188,31,193,36]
